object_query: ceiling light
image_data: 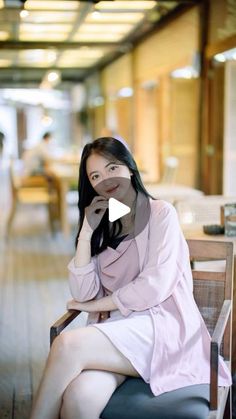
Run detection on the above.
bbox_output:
[41,115,53,127]
[19,32,69,41]
[214,48,236,62]
[22,11,77,23]
[79,23,133,34]
[91,11,101,19]
[73,32,124,42]
[20,10,29,18]
[40,70,61,89]
[214,53,226,63]
[20,23,71,33]
[86,12,144,24]
[47,71,60,83]
[25,1,79,11]
[171,66,199,79]
[117,87,133,98]
[95,1,156,11]
[57,48,106,68]
[18,49,58,66]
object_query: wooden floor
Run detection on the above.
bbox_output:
[0,165,86,418]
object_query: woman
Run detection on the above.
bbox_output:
[30,137,231,419]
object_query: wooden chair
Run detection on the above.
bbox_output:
[6,159,60,235]
[50,240,233,419]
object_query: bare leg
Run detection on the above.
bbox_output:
[30,327,139,419]
[60,369,126,419]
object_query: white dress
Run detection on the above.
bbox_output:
[92,237,154,383]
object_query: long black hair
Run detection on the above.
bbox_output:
[76,137,154,256]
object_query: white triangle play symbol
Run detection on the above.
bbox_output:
[108,198,130,222]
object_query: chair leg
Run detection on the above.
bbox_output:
[47,176,61,232]
[232,373,236,419]
[47,202,57,235]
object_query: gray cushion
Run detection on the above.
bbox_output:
[101,378,209,419]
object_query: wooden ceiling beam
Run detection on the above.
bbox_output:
[0,41,118,49]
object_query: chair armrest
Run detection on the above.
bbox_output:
[50,310,81,346]
[210,299,232,410]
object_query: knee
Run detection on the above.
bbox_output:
[51,333,66,353]
[50,332,73,360]
[50,329,88,359]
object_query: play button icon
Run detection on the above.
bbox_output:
[108,198,130,222]
[85,176,151,241]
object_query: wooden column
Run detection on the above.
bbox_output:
[159,74,171,176]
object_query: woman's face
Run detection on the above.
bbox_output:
[86,152,132,200]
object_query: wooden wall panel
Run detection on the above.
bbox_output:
[116,97,133,148]
[134,85,159,182]
[170,78,200,186]
[91,105,105,139]
[207,64,224,194]
[101,53,133,96]
[134,7,200,81]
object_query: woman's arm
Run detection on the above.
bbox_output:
[67,295,117,312]
[68,197,108,302]
[68,218,100,302]
[74,217,93,268]
[68,216,120,312]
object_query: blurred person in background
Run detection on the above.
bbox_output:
[22,131,53,177]
[21,132,61,224]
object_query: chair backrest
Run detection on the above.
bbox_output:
[9,158,54,193]
[175,196,236,226]
[187,239,233,362]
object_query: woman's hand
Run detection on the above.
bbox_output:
[67,299,98,312]
[67,296,117,313]
[83,196,108,232]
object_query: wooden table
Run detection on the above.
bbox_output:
[182,225,236,374]
[50,162,79,237]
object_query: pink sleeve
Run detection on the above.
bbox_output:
[67,256,101,302]
[112,203,190,316]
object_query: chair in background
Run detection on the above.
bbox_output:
[50,239,233,419]
[6,159,60,236]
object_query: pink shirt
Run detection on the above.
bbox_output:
[68,197,232,395]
